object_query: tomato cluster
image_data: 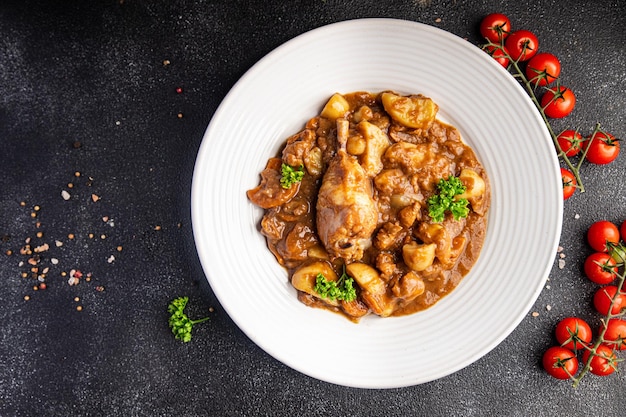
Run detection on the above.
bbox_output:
[543,220,626,381]
[479,14,573,116]
[479,13,621,201]
[558,129,621,199]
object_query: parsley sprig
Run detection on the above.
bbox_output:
[167,296,210,343]
[427,176,470,223]
[314,267,357,302]
[280,163,305,189]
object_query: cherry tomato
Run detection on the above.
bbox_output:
[480,13,511,43]
[582,131,620,165]
[541,86,576,118]
[555,317,592,351]
[483,44,510,68]
[542,346,578,380]
[584,252,618,284]
[505,30,539,61]
[587,220,620,252]
[601,319,626,351]
[560,168,576,200]
[593,285,626,316]
[582,345,618,376]
[525,52,561,86]
[556,130,582,157]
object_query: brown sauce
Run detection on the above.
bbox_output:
[247,91,490,321]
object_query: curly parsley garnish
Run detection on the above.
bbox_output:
[280,163,305,189]
[314,268,357,302]
[427,176,470,223]
[168,296,210,343]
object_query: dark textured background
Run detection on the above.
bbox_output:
[1,1,625,416]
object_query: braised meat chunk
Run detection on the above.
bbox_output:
[247,91,490,322]
[316,119,378,262]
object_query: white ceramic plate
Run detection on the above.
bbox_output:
[191,18,562,388]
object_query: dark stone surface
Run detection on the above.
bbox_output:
[1,0,625,415]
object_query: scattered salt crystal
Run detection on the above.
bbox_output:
[559,253,566,259]
[61,190,71,201]
[51,258,59,265]
[107,255,115,264]
[68,269,82,286]
[55,240,63,247]
[532,312,540,317]
[557,246,564,253]
[558,259,566,269]
[546,305,552,311]
[575,214,580,219]
[546,285,551,289]
[34,243,49,253]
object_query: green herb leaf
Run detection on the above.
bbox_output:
[314,268,357,302]
[427,176,470,222]
[280,163,305,189]
[449,198,470,220]
[167,296,210,343]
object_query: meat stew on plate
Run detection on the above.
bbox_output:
[247,91,490,321]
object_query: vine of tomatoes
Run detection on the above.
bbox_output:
[542,220,626,386]
[479,13,621,201]
[480,14,625,387]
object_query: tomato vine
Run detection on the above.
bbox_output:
[573,239,626,386]
[478,15,620,199]
[543,233,626,386]
[479,14,625,387]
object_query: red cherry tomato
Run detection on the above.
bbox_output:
[525,52,561,86]
[587,220,620,252]
[541,86,576,118]
[505,30,539,61]
[560,168,576,200]
[582,131,620,165]
[483,44,510,68]
[556,130,582,157]
[555,317,592,351]
[584,252,618,285]
[593,285,626,316]
[582,345,618,376]
[602,319,626,351]
[542,346,578,380]
[480,13,511,43]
